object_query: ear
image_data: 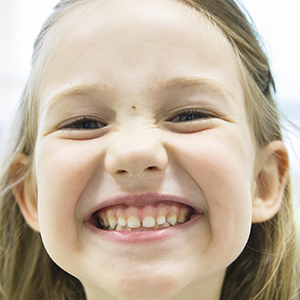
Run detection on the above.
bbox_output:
[11,154,40,232]
[252,141,289,223]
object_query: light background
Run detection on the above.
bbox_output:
[0,0,299,230]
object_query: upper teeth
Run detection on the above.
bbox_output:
[128,216,141,228]
[142,216,155,228]
[95,202,195,231]
[102,212,188,231]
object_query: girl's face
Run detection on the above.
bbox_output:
[33,0,256,299]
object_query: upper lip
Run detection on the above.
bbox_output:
[85,192,203,220]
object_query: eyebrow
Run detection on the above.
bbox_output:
[42,76,236,113]
[41,83,113,113]
[159,76,236,102]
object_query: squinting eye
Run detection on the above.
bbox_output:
[168,109,216,122]
[59,117,106,130]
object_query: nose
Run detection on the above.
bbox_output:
[104,129,168,177]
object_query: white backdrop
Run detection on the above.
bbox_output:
[0,0,300,228]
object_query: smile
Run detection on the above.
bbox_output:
[86,194,203,233]
[90,202,198,231]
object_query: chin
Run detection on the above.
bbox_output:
[105,275,181,300]
[82,265,192,300]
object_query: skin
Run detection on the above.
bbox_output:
[14,0,289,299]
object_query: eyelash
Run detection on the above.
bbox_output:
[58,109,215,131]
[59,117,106,130]
[168,109,216,122]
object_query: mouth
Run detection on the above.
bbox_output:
[87,200,202,232]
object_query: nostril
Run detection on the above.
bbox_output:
[116,170,128,175]
[146,166,158,171]
[115,167,158,174]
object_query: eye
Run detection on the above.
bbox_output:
[59,117,106,130]
[168,109,216,122]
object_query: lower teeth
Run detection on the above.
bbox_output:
[97,217,190,231]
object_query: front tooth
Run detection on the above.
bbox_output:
[118,217,127,227]
[142,216,156,228]
[108,216,117,229]
[127,216,141,228]
[157,215,166,225]
[167,214,177,225]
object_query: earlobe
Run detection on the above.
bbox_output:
[11,154,40,232]
[252,141,289,223]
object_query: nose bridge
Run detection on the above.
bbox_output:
[104,126,168,176]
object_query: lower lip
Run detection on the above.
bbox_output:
[84,214,203,243]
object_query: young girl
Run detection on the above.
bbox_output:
[0,0,299,299]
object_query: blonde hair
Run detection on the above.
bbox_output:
[0,0,299,299]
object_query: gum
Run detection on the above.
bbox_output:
[97,202,192,223]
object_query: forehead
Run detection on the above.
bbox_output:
[38,0,244,112]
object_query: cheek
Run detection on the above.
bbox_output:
[167,127,255,258]
[34,138,103,259]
